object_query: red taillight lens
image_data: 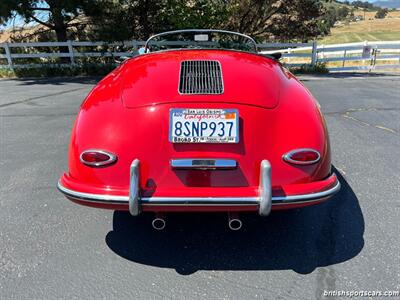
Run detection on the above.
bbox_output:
[80,150,117,167]
[283,149,320,165]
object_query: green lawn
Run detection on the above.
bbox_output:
[319,31,400,44]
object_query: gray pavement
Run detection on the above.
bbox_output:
[0,74,399,299]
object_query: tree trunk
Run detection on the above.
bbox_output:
[55,26,68,42]
[49,3,70,63]
[55,25,70,64]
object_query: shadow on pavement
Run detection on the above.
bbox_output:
[2,76,101,86]
[106,170,364,275]
[300,72,400,80]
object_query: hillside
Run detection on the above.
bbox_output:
[323,0,353,10]
[319,9,400,44]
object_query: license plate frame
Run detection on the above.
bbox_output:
[169,108,239,143]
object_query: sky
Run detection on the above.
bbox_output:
[0,2,49,30]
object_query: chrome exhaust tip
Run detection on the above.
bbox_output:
[228,219,242,231]
[152,213,166,230]
[152,217,166,230]
[228,213,242,231]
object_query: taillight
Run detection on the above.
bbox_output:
[80,150,117,167]
[283,149,320,165]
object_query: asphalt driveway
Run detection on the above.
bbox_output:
[0,74,399,299]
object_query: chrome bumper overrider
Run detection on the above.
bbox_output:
[57,159,341,216]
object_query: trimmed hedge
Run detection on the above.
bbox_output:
[289,63,329,75]
[0,62,329,78]
[0,63,117,78]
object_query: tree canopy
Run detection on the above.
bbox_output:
[375,7,389,19]
[1,0,335,43]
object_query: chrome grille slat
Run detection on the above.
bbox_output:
[214,62,217,91]
[191,61,194,93]
[179,60,223,94]
[216,62,222,91]
[207,60,212,93]
[181,62,185,93]
[184,61,187,93]
[199,61,203,93]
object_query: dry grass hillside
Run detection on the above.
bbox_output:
[0,25,46,42]
[320,10,400,44]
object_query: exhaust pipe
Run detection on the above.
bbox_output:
[152,213,166,230]
[228,212,242,231]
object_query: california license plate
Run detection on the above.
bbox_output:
[169,108,239,143]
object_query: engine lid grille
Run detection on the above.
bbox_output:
[179,60,224,94]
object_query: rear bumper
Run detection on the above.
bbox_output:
[58,160,340,215]
[57,179,340,207]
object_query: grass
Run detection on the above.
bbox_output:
[319,10,400,44]
[321,31,400,44]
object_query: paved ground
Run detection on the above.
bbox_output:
[0,74,399,299]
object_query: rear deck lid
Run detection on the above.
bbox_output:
[121,50,282,109]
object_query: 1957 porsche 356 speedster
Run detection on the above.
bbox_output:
[58,29,340,230]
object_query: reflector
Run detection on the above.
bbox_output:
[283,149,320,165]
[80,150,116,167]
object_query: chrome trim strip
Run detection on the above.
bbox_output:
[129,159,140,216]
[58,179,340,206]
[170,158,237,170]
[272,180,341,204]
[80,149,117,167]
[57,181,129,203]
[282,148,321,165]
[140,197,331,206]
[140,197,259,205]
[259,160,272,216]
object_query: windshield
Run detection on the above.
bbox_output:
[145,29,257,53]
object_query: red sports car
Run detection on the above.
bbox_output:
[58,29,340,230]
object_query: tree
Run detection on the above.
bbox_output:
[352,1,375,10]
[224,0,327,42]
[1,0,334,43]
[375,8,388,19]
[337,6,350,20]
[89,0,229,41]
[87,0,167,41]
[318,6,337,36]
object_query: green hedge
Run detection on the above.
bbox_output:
[0,62,329,78]
[0,63,117,78]
[289,63,329,75]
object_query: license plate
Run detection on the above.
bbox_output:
[169,108,239,143]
